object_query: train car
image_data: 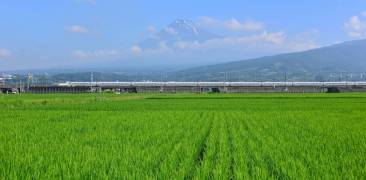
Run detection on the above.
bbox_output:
[56,81,366,88]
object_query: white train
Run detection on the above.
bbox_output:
[57,81,366,87]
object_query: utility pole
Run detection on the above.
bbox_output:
[90,72,94,93]
[27,73,33,91]
[19,80,22,93]
[284,72,288,92]
[254,72,257,82]
[339,72,342,81]
[350,73,353,81]
[285,72,287,82]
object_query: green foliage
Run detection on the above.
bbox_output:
[1,93,366,179]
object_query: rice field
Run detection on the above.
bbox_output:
[1,93,366,179]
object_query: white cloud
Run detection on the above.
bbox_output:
[144,42,172,54]
[198,17,220,26]
[147,26,157,33]
[169,30,318,54]
[0,48,12,58]
[72,49,120,60]
[345,15,366,37]
[198,17,264,32]
[69,30,318,64]
[362,11,366,17]
[296,28,320,37]
[226,19,264,31]
[246,31,285,44]
[170,33,282,52]
[174,41,200,50]
[68,17,319,63]
[164,27,178,35]
[130,46,142,54]
[72,50,89,59]
[127,42,174,57]
[133,26,319,57]
[72,43,174,61]
[65,25,89,34]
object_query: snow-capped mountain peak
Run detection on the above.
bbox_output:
[138,19,220,49]
[169,19,200,35]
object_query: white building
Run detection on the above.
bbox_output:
[0,78,4,87]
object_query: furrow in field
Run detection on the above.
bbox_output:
[232,113,281,179]
[225,114,236,180]
[184,113,213,180]
[239,117,259,178]
[152,112,209,178]
[229,112,250,179]
[186,112,219,179]
[244,114,290,179]
[209,113,235,179]
[119,113,183,173]
[181,112,239,180]
[196,120,219,179]
[132,112,203,177]
[148,124,189,176]
[255,112,313,178]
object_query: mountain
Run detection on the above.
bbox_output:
[9,38,366,83]
[139,19,220,49]
[169,39,366,81]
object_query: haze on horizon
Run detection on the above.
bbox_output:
[1,0,366,71]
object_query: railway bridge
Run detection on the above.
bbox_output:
[15,81,366,93]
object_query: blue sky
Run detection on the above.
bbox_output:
[1,0,366,70]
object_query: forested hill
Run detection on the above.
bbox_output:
[168,39,366,81]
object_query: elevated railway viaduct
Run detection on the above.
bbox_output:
[14,82,366,93]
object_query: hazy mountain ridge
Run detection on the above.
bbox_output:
[4,39,366,83]
[168,39,366,81]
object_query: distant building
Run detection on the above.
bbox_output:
[0,78,4,87]
[2,74,13,80]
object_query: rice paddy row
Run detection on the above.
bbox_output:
[1,93,366,179]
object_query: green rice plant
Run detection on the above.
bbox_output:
[1,93,366,179]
